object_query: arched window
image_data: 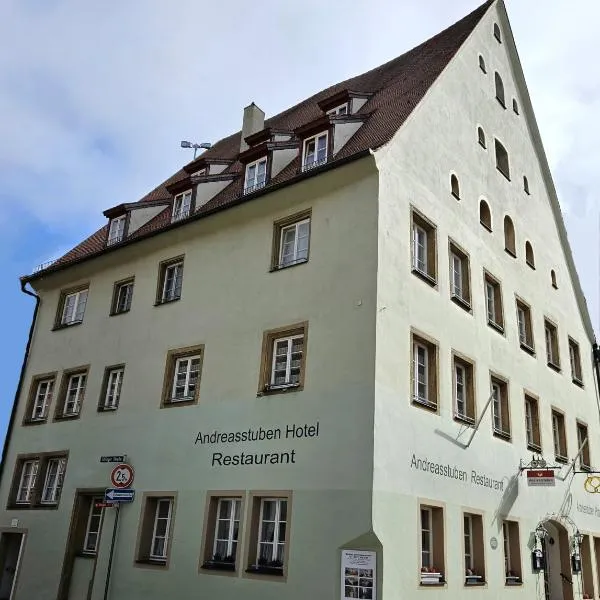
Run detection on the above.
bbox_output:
[479,55,486,73]
[512,98,519,114]
[478,127,486,148]
[495,139,510,179]
[495,72,505,107]
[551,270,558,289]
[504,215,516,256]
[525,241,535,268]
[523,176,530,195]
[494,23,502,43]
[450,174,460,199]
[479,200,492,230]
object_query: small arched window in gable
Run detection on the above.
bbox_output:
[495,72,505,107]
[495,139,510,180]
[525,241,535,268]
[450,174,460,199]
[523,176,530,195]
[494,23,502,43]
[504,215,516,256]
[479,199,492,231]
[479,55,487,73]
[551,270,558,289]
[512,98,519,114]
[478,127,486,148]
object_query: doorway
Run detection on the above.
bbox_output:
[0,532,25,600]
[543,520,574,600]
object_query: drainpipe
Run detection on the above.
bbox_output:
[593,342,600,425]
[0,282,40,483]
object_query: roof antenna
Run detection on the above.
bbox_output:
[180,140,212,160]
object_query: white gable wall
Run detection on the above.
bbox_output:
[128,204,169,235]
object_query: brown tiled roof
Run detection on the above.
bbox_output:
[30,1,492,278]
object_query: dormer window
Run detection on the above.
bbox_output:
[107,216,126,246]
[172,191,192,222]
[326,103,348,116]
[302,133,328,172]
[244,158,267,194]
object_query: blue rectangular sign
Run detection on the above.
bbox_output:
[105,488,135,503]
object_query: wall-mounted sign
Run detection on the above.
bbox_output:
[490,537,498,550]
[110,463,134,489]
[527,469,555,487]
[105,489,135,503]
[341,550,376,600]
[100,455,126,463]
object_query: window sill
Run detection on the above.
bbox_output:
[465,580,486,587]
[520,342,535,356]
[451,294,472,312]
[109,309,130,317]
[480,220,492,231]
[270,258,308,273]
[504,247,516,258]
[527,442,542,453]
[454,414,476,427]
[258,384,302,397]
[497,167,511,181]
[75,551,97,559]
[246,565,284,576]
[22,418,47,426]
[161,397,198,408]
[97,406,119,413]
[572,377,584,388]
[547,361,561,373]
[412,397,438,413]
[505,579,522,586]
[52,321,83,331]
[154,297,181,307]
[555,455,568,464]
[526,261,536,270]
[493,429,511,442]
[54,413,81,422]
[487,319,504,334]
[411,268,437,288]
[6,502,60,511]
[201,561,236,572]
[135,558,168,569]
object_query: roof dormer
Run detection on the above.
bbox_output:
[317,89,372,116]
[182,157,235,176]
[102,199,171,247]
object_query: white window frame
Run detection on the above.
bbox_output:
[41,458,66,504]
[171,355,201,401]
[256,498,287,567]
[31,378,54,421]
[326,103,348,116]
[577,423,589,467]
[16,460,38,504]
[569,341,582,382]
[278,218,310,268]
[161,262,183,302]
[302,132,328,171]
[172,191,192,222]
[545,325,554,364]
[525,397,535,448]
[464,515,473,572]
[412,224,428,274]
[61,289,88,326]
[83,496,105,554]
[420,507,433,570]
[115,281,134,314]
[553,412,565,458]
[212,498,241,561]
[63,373,86,416]
[454,363,467,419]
[450,252,464,299]
[150,498,173,561]
[491,381,506,435]
[485,281,496,324]
[244,158,267,194]
[502,522,512,575]
[413,342,430,406]
[517,306,528,346]
[270,335,303,389]
[104,368,124,410]
[107,216,126,246]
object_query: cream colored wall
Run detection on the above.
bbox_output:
[0,158,380,599]
[373,3,599,598]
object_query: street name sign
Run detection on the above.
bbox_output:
[100,455,126,463]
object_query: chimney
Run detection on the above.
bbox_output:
[240,103,265,152]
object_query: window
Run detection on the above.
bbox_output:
[523,176,530,194]
[161,345,204,406]
[477,127,486,148]
[57,287,89,327]
[111,278,134,315]
[449,242,471,308]
[156,257,184,304]
[463,513,485,584]
[503,215,516,255]
[569,338,583,385]
[259,323,307,394]
[411,210,437,284]
[484,272,504,331]
[172,191,192,222]
[493,23,502,42]
[525,241,535,268]
[516,299,534,352]
[136,495,175,566]
[503,521,522,585]
[271,213,311,270]
[512,98,519,114]
[577,422,591,470]
[495,72,505,107]
[326,103,348,116]
[544,319,560,370]
[450,174,460,199]
[245,493,291,576]
[411,333,438,411]
[524,394,541,452]
[302,132,328,171]
[495,139,510,179]
[551,269,558,289]
[552,410,568,462]
[419,505,445,584]
[100,366,124,411]
[201,496,243,571]
[244,158,267,194]
[491,377,510,440]
[24,375,55,424]
[479,199,491,230]
[41,457,66,504]
[83,497,104,554]
[478,55,486,73]
[59,372,87,418]
[15,460,38,504]
[453,355,475,424]
[107,215,126,246]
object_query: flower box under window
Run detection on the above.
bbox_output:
[465,574,484,585]
[505,574,522,585]
[420,569,444,585]
[202,554,236,572]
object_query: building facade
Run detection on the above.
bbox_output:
[0,1,598,599]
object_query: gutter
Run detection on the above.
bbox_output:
[0,282,40,482]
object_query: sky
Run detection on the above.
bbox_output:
[0,0,598,445]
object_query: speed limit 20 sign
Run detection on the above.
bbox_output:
[110,463,134,489]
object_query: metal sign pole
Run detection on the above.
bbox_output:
[103,503,120,600]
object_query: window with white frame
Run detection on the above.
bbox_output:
[159,260,184,303]
[326,103,348,116]
[569,338,583,384]
[112,280,134,315]
[464,515,473,573]
[453,356,474,423]
[552,410,567,461]
[278,218,310,268]
[103,368,124,410]
[107,216,126,246]
[62,373,86,417]
[412,334,437,411]
[60,288,88,326]
[516,299,534,351]
[484,273,503,330]
[244,158,267,193]
[449,243,471,307]
[83,497,104,554]
[171,355,201,401]
[421,507,433,570]
[270,335,303,388]
[411,210,437,284]
[414,343,428,404]
[302,133,328,171]
[524,394,541,451]
[31,378,54,421]
[150,498,173,561]
[577,422,591,470]
[502,521,522,583]
[413,225,428,274]
[16,459,38,504]
[172,191,192,222]
[211,498,241,563]
[41,457,66,504]
[544,319,560,369]
[256,498,287,569]
[491,378,510,439]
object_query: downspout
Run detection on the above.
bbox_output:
[0,282,40,482]
[593,342,600,424]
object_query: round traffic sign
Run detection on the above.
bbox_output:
[110,463,134,489]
